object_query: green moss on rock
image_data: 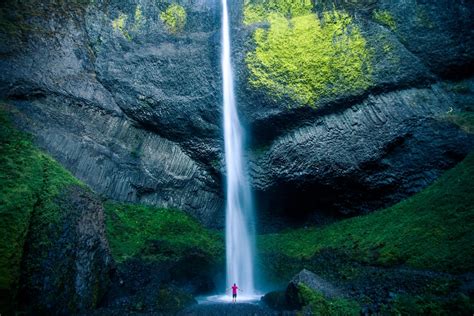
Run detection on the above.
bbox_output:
[245,9,372,107]
[243,0,312,25]
[297,284,360,315]
[104,202,224,263]
[133,5,144,31]
[112,12,131,40]
[259,153,474,274]
[0,107,81,312]
[372,9,397,31]
[160,4,187,34]
[381,293,474,315]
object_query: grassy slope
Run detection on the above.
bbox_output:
[104,202,224,264]
[0,108,81,310]
[0,107,224,312]
[259,153,474,274]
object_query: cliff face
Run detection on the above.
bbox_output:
[0,0,225,226]
[1,0,473,228]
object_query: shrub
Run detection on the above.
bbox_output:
[160,4,187,34]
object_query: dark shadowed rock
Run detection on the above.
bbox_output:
[261,290,288,311]
[19,185,112,314]
[251,83,474,231]
[0,0,225,227]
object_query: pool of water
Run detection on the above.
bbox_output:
[197,293,263,304]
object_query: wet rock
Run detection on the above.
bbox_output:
[261,290,288,311]
[251,84,474,231]
[19,185,112,314]
[285,269,341,310]
[178,302,276,316]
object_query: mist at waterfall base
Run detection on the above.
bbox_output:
[200,0,261,303]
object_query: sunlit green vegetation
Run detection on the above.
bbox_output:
[104,202,224,263]
[243,0,312,25]
[259,153,474,274]
[112,12,131,40]
[298,284,360,315]
[372,9,397,31]
[160,4,187,34]
[244,1,372,107]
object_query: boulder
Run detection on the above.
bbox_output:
[19,185,112,314]
[286,269,340,310]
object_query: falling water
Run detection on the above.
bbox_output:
[221,0,256,296]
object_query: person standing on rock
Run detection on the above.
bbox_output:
[231,283,241,303]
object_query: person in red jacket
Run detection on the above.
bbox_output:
[231,283,241,303]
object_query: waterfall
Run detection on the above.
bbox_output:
[221,0,256,296]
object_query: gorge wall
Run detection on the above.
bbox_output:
[1,0,473,229]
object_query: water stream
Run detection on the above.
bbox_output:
[221,0,257,299]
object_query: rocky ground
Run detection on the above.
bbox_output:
[178,302,277,316]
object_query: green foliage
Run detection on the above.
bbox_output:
[259,153,474,273]
[0,110,41,298]
[0,107,81,311]
[297,284,360,315]
[104,202,224,263]
[160,4,187,34]
[132,4,144,32]
[111,5,144,40]
[112,12,131,40]
[381,293,474,316]
[246,9,372,107]
[372,9,397,31]
[243,0,313,25]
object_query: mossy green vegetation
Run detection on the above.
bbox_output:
[372,9,397,31]
[160,4,187,34]
[243,0,313,25]
[111,5,145,40]
[245,3,372,107]
[381,292,474,315]
[297,284,360,315]
[132,5,144,32]
[259,153,474,274]
[0,107,81,311]
[104,202,224,263]
[112,12,131,40]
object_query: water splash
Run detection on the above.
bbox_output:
[221,0,256,296]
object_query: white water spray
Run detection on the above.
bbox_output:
[221,0,256,297]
